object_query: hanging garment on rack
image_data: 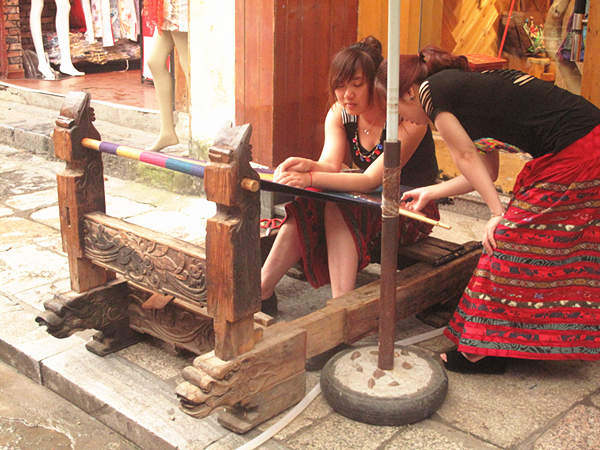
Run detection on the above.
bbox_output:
[90,0,104,39]
[101,0,114,46]
[144,0,188,33]
[109,0,122,41]
[118,0,138,41]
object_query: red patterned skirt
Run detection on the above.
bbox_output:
[446,125,600,360]
[286,198,439,288]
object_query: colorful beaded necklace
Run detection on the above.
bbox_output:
[352,127,384,163]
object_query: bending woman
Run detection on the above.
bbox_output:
[384,46,600,372]
[260,36,439,314]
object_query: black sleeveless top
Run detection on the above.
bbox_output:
[341,109,439,188]
[420,69,600,158]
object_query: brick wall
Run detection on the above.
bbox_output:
[1,0,57,78]
[3,0,24,78]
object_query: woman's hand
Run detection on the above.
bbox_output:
[274,170,311,188]
[274,157,314,179]
[400,186,432,212]
[483,214,503,255]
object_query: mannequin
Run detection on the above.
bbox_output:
[30,0,85,79]
[145,0,189,151]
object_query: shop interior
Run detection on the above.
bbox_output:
[1,0,159,109]
[0,1,593,114]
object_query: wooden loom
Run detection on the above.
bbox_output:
[37,91,482,433]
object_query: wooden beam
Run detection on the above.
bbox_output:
[285,244,482,359]
[581,0,600,107]
[82,212,207,304]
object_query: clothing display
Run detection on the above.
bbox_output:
[143,0,188,33]
[420,69,600,360]
[287,110,440,288]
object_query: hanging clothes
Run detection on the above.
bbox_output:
[144,0,188,33]
[90,0,104,39]
[118,0,139,41]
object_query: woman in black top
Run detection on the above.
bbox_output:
[380,46,600,372]
[260,37,439,314]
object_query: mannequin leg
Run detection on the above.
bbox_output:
[147,31,179,151]
[80,0,96,44]
[30,0,56,80]
[260,217,302,300]
[171,31,190,87]
[55,0,84,76]
[324,202,359,298]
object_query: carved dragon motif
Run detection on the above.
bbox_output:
[82,219,207,304]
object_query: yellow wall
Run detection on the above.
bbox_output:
[357,0,442,55]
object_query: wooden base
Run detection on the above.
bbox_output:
[176,242,482,432]
[218,372,306,434]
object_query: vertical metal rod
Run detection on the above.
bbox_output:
[378,0,401,371]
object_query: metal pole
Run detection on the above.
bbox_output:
[378,0,401,371]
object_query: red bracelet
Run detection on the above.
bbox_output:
[308,172,313,187]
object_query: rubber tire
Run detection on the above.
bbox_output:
[320,345,448,426]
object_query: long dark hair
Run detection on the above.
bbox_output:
[376,46,469,98]
[328,36,384,105]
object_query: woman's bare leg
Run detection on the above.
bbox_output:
[260,216,302,300]
[324,202,358,298]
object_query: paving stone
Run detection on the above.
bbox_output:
[383,420,500,449]
[0,245,69,294]
[436,359,600,448]
[105,194,157,219]
[286,412,397,450]
[533,404,600,449]
[0,360,137,450]
[4,188,58,211]
[30,205,60,229]
[41,346,230,450]
[0,297,86,382]
[11,278,71,312]
[0,217,55,248]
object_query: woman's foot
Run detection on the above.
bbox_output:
[261,293,278,316]
[441,350,507,374]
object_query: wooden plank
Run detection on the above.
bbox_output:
[581,0,600,108]
[420,0,444,48]
[81,212,207,304]
[177,327,306,419]
[358,0,387,52]
[284,245,482,357]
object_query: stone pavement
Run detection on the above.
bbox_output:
[1,88,600,449]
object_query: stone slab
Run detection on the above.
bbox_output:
[0,294,87,383]
[437,358,600,448]
[532,404,600,449]
[40,345,234,450]
[0,360,137,450]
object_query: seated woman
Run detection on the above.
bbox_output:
[260,36,440,314]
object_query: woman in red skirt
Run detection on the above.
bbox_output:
[260,37,439,314]
[385,46,600,372]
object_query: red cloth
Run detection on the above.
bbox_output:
[446,125,600,360]
[143,0,164,34]
[287,198,439,288]
[69,0,87,33]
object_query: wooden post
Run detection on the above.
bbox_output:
[53,92,114,292]
[378,140,400,370]
[581,0,600,107]
[204,124,262,360]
